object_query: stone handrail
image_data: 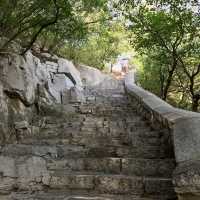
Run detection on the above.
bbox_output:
[125,70,200,200]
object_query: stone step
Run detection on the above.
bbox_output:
[45,173,175,196]
[79,101,131,107]
[39,122,144,132]
[77,106,136,116]
[0,143,173,159]
[40,119,149,134]
[46,157,175,178]
[0,79,177,199]
[85,99,130,106]
[19,136,132,147]
[20,132,166,150]
[31,125,157,144]
[9,192,176,200]
[0,161,175,196]
[85,92,126,98]
[25,125,160,147]
[121,158,175,177]
[0,155,175,196]
[79,111,137,117]
[35,115,145,129]
[0,160,174,195]
[31,115,84,128]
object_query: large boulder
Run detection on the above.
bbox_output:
[70,86,85,103]
[58,58,82,87]
[33,55,50,83]
[0,52,82,106]
[77,64,105,87]
[1,53,36,106]
[48,74,74,103]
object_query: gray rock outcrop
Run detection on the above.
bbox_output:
[0,51,86,144]
[77,64,106,87]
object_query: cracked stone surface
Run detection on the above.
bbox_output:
[0,75,177,199]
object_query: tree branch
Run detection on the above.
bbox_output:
[21,0,60,55]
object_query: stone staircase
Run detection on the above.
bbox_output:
[0,79,177,200]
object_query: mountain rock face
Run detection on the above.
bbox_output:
[0,51,97,145]
[77,64,106,87]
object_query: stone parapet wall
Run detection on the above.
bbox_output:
[124,70,200,200]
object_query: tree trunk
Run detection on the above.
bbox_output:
[162,52,178,101]
[159,68,165,99]
[192,95,200,112]
[162,66,176,100]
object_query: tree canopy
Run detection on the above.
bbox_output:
[1,0,200,111]
[115,0,200,111]
[0,0,107,53]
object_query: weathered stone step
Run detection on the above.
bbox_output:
[32,122,155,143]
[130,130,160,138]
[89,90,127,95]
[78,105,136,116]
[79,111,137,117]
[46,173,175,196]
[0,154,174,178]
[40,120,149,134]
[19,136,132,147]
[0,154,175,197]
[19,123,161,148]
[0,144,173,159]
[85,99,133,105]
[36,115,145,129]
[39,123,131,133]
[87,145,172,159]
[121,158,175,177]
[85,100,131,107]
[85,91,126,98]
[82,96,130,103]
[35,115,85,125]
[46,157,175,178]
[20,132,166,150]
[0,172,175,197]
[9,191,176,200]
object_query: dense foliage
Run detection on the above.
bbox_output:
[0,0,107,53]
[0,0,131,69]
[59,21,132,70]
[115,0,200,111]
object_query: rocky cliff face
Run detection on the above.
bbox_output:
[0,51,93,145]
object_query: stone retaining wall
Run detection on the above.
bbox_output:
[125,71,200,200]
